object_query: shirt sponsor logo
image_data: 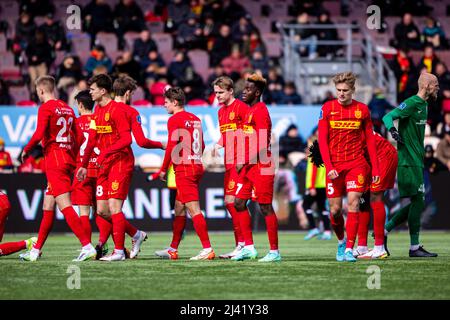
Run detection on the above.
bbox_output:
[187,155,202,160]
[416,120,427,125]
[96,125,113,133]
[243,125,254,133]
[220,123,237,133]
[347,181,363,189]
[329,120,361,129]
[398,102,407,110]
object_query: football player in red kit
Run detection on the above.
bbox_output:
[21,75,96,262]
[211,76,249,259]
[232,73,281,262]
[153,87,215,260]
[0,191,37,257]
[318,72,380,262]
[355,131,397,259]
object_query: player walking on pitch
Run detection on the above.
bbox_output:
[382,72,439,258]
[154,87,215,260]
[211,76,249,258]
[232,73,281,262]
[318,72,380,262]
[21,76,96,262]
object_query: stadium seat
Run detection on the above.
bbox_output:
[152,33,173,54]
[241,1,262,18]
[269,1,288,19]
[0,51,21,81]
[323,1,341,15]
[1,1,19,18]
[437,50,450,67]
[146,21,164,34]
[69,32,92,55]
[132,86,145,102]
[252,17,272,34]
[263,33,282,57]
[187,49,210,82]
[9,86,30,105]
[95,32,118,53]
[0,34,6,52]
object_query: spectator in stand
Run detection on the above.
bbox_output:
[291,0,324,17]
[26,30,54,101]
[424,144,445,173]
[167,51,193,86]
[38,12,68,52]
[82,0,114,48]
[149,75,170,106]
[279,124,306,160]
[221,45,251,79]
[202,1,224,25]
[209,24,233,67]
[202,13,219,50]
[206,65,226,98]
[393,12,422,50]
[176,13,204,50]
[418,45,441,74]
[132,29,158,63]
[13,11,37,63]
[422,16,447,50]
[435,62,450,110]
[291,12,318,59]
[178,66,205,103]
[0,80,12,106]
[368,88,393,134]
[279,82,303,105]
[113,51,142,84]
[250,48,270,77]
[84,44,113,77]
[0,138,13,172]
[113,0,146,50]
[390,46,417,102]
[142,50,167,86]
[316,11,340,58]
[68,79,89,108]
[436,129,450,171]
[166,0,191,33]
[18,145,45,173]
[19,0,55,17]
[0,5,8,37]
[244,30,267,57]
[56,55,83,102]
[436,111,450,138]
[264,67,285,105]
[231,15,254,47]
[222,0,247,25]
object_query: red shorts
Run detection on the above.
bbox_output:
[45,162,75,197]
[326,158,371,198]
[71,175,97,206]
[224,167,239,196]
[235,164,275,204]
[97,155,133,200]
[371,151,398,192]
[0,194,11,217]
[175,171,203,204]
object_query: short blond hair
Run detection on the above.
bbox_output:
[212,76,234,91]
[332,72,356,90]
[35,75,55,92]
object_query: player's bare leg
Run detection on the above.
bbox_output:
[220,195,245,259]
[155,200,186,259]
[257,203,281,262]
[185,201,215,260]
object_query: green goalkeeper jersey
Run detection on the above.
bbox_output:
[382,95,427,168]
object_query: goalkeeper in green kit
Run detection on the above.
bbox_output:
[382,72,438,258]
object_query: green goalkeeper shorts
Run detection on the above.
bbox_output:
[397,166,425,198]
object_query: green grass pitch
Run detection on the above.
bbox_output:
[1,231,450,299]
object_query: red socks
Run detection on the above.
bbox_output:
[345,212,359,249]
[124,220,138,238]
[170,215,186,249]
[330,213,345,241]
[61,207,90,247]
[95,214,112,245]
[111,212,126,250]
[226,203,244,245]
[0,241,26,256]
[80,215,92,243]
[192,214,211,249]
[0,207,9,242]
[265,213,279,250]
[357,211,370,247]
[371,201,386,246]
[237,209,254,246]
[35,210,55,250]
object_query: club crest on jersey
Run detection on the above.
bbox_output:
[229,112,235,121]
[355,109,362,119]
[105,113,110,121]
[111,180,119,191]
[228,180,236,191]
[358,174,365,185]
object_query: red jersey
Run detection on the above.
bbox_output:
[318,99,379,176]
[218,98,249,169]
[0,151,12,168]
[242,102,272,165]
[0,191,10,210]
[161,110,204,176]
[74,114,99,177]
[82,100,132,168]
[24,99,76,167]
[364,131,397,162]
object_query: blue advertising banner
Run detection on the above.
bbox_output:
[0,105,321,158]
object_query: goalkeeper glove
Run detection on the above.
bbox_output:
[389,127,404,144]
